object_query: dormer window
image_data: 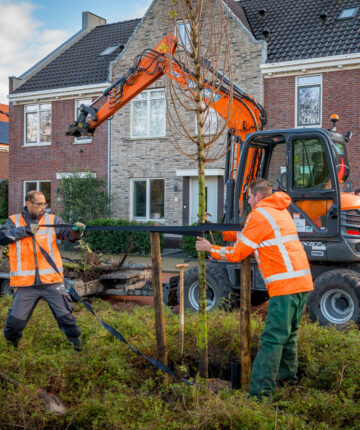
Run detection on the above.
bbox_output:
[99,45,121,56]
[338,6,358,19]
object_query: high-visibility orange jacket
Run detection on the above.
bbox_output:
[210,192,314,297]
[8,213,63,287]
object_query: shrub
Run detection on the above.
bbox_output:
[85,218,163,255]
[0,180,8,219]
[181,223,226,257]
[56,169,111,223]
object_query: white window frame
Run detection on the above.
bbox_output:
[23,180,51,208]
[295,75,322,128]
[24,103,51,146]
[130,178,165,222]
[195,103,218,135]
[176,20,192,52]
[74,98,92,144]
[130,89,166,138]
[338,6,358,19]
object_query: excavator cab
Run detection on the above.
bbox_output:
[235,129,341,234]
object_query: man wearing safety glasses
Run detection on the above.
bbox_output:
[0,190,85,351]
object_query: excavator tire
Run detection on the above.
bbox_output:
[307,269,360,326]
[0,279,13,297]
[181,265,232,312]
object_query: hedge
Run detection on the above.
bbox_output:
[85,218,163,255]
[181,223,226,257]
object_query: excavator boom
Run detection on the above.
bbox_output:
[66,35,266,212]
[66,35,266,141]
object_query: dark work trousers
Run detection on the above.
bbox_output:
[4,284,81,342]
[249,292,307,398]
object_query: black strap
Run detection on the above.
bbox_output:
[42,223,242,236]
[33,239,192,386]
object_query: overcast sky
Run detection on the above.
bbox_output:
[0,0,152,104]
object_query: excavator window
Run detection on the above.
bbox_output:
[292,137,334,229]
[292,138,332,190]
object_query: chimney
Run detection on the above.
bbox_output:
[82,12,106,30]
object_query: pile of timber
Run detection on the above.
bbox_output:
[72,263,152,297]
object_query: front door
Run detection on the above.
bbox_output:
[190,177,218,224]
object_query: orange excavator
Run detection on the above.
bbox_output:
[67,35,360,327]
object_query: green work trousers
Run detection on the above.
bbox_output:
[249,292,307,398]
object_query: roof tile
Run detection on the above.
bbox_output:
[14,18,140,94]
[229,0,360,63]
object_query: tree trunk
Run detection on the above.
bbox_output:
[186,0,209,378]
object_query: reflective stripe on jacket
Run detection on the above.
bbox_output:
[9,213,63,287]
[210,192,314,297]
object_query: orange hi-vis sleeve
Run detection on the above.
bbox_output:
[210,203,313,297]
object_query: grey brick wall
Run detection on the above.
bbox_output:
[110,0,263,225]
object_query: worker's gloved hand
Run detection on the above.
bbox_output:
[29,224,39,235]
[73,222,86,232]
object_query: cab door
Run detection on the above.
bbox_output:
[287,131,340,238]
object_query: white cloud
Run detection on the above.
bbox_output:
[130,0,152,19]
[0,1,69,103]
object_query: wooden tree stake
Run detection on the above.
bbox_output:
[176,263,189,360]
[240,256,252,389]
[150,232,168,367]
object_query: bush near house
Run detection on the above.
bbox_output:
[56,170,111,224]
[0,180,8,219]
[181,223,225,257]
[85,218,163,255]
[0,298,359,429]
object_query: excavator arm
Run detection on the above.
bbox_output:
[66,36,177,137]
[66,35,267,220]
[66,35,266,140]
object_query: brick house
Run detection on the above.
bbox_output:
[8,12,139,214]
[236,0,360,190]
[109,0,264,226]
[108,0,360,227]
[8,0,360,225]
[0,104,9,181]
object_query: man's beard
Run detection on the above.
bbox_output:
[30,212,44,220]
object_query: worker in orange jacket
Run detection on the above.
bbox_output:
[0,190,85,351]
[196,178,314,398]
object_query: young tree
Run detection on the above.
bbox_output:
[167,0,234,378]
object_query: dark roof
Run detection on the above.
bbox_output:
[14,18,140,94]
[0,122,9,144]
[229,0,360,63]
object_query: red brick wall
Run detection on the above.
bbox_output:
[8,98,108,215]
[264,69,360,189]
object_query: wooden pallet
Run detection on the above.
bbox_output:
[70,263,153,297]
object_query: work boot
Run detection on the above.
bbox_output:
[67,336,82,351]
[7,337,20,348]
[277,377,298,387]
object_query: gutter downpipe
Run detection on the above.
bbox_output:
[107,118,111,201]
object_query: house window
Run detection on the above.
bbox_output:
[131,178,165,221]
[24,180,51,208]
[197,103,218,135]
[177,20,192,51]
[296,75,322,127]
[131,89,166,138]
[74,99,92,143]
[338,7,358,19]
[25,104,51,145]
[99,44,121,56]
